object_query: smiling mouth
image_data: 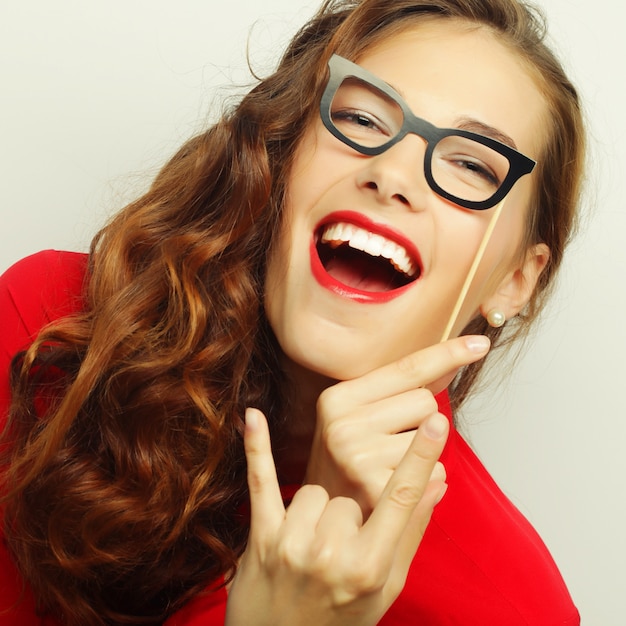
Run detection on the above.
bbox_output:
[315,221,421,293]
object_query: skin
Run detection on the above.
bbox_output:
[227,19,551,626]
[265,21,549,387]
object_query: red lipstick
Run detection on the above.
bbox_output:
[311,211,422,303]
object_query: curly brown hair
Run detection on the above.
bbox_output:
[1,1,584,624]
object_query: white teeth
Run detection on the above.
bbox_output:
[348,228,369,251]
[380,239,397,260]
[364,234,384,257]
[320,222,418,278]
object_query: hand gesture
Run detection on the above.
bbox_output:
[305,335,490,515]
[225,405,449,626]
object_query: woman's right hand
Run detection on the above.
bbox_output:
[225,405,448,626]
[304,335,490,516]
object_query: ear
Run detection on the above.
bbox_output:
[480,243,550,320]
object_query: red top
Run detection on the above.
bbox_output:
[0,250,579,626]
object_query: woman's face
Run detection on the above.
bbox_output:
[265,19,549,381]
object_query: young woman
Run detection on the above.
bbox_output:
[0,0,584,624]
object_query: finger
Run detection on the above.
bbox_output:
[425,369,461,397]
[430,460,446,484]
[329,335,490,405]
[361,412,449,561]
[345,456,445,517]
[244,407,286,541]
[386,478,448,594]
[314,496,363,543]
[275,485,331,569]
[283,484,330,533]
[354,387,439,435]
[357,431,416,471]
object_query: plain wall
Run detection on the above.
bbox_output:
[1,1,624,622]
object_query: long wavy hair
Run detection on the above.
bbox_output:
[1,0,584,624]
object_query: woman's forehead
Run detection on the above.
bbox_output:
[353,19,550,160]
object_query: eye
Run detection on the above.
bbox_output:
[331,108,390,135]
[433,135,509,194]
[451,156,500,186]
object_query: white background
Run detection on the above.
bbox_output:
[1,1,623,623]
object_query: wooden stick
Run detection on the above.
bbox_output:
[440,197,507,342]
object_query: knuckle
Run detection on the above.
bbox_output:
[330,495,366,525]
[386,482,421,509]
[385,569,409,600]
[395,351,424,377]
[246,470,265,494]
[308,540,336,574]
[345,559,386,594]
[323,419,355,451]
[316,385,341,416]
[322,425,369,484]
[248,467,268,494]
[330,495,359,510]
[292,483,330,510]
[274,536,305,570]
[273,525,328,573]
[415,387,437,413]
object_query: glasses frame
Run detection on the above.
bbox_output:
[320,54,536,211]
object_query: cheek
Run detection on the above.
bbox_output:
[490,183,533,261]
[264,226,291,324]
[471,188,534,301]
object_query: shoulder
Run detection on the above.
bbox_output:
[1,249,88,295]
[0,250,89,342]
[394,427,580,625]
[1,249,88,292]
[0,250,89,420]
[0,251,89,625]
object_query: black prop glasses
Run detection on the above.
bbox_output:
[320,54,536,210]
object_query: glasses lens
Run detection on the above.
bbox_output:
[329,76,403,149]
[431,136,511,203]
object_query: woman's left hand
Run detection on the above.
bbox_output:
[225,406,447,626]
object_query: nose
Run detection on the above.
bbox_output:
[355,134,431,210]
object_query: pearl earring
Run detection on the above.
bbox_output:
[486,309,506,328]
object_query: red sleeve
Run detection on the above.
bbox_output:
[0,251,230,626]
[164,586,228,625]
[0,250,88,422]
[0,250,88,626]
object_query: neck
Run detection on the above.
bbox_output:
[273,357,336,485]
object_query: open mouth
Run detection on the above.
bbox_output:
[314,221,422,294]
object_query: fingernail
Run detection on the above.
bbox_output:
[424,413,448,440]
[464,335,490,354]
[245,408,259,430]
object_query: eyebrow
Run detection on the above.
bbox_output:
[454,117,518,150]
[382,80,519,151]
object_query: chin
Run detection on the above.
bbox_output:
[280,329,394,382]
